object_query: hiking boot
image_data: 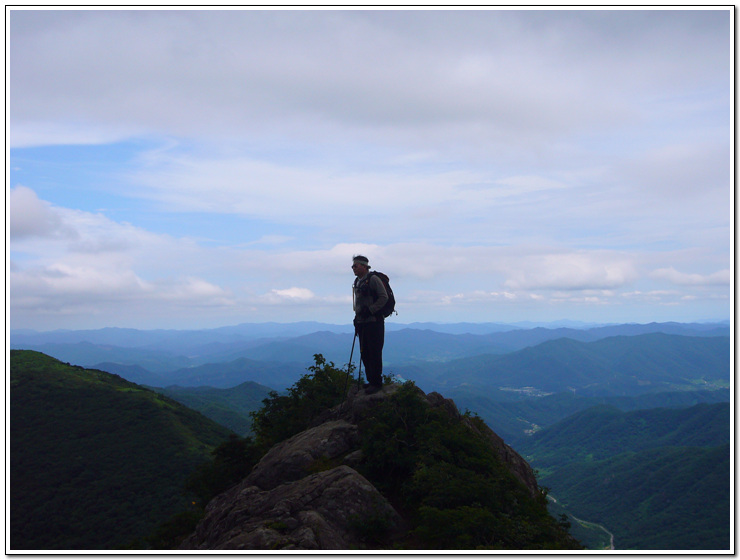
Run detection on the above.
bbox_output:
[364,384,382,395]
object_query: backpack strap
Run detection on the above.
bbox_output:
[367,272,381,302]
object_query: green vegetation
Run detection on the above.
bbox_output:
[519,403,729,469]
[13,342,728,551]
[545,498,613,550]
[178,355,364,502]
[10,350,233,550]
[541,445,729,550]
[250,354,349,451]
[147,355,355,549]
[448,387,730,445]
[178,355,580,550]
[153,381,274,436]
[518,402,731,550]
[422,333,730,396]
[184,434,263,508]
[357,383,578,549]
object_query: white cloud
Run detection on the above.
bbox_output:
[9,187,236,324]
[264,287,316,303]
[159,277,234,304]
[9,186,75,240]
[503,253,638,291]
[9,9,729,156]
[622,290,681,302]
[9,258,238,328]
[257,287,354,310]
[9,188,730,327]
[440,290,518,305]
[616,141,730,203]
[11,263,148,300]
[10,121,145,149]
[126,149,489,223]
[244,235,295,247]
[650,267,730,286]
[9,10,730,252]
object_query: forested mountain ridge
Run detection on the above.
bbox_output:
[10,320,729,350]
[153,381,274,436]
[9,350,234,550]
[519,402,730,468]
[448,387,731,445]
[541,444,730,550]
[518,402,731,550]
[10,322,729,389]
[10,330,728,399]
[408,333,729,395]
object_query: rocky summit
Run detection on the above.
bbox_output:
[180,382,559,551]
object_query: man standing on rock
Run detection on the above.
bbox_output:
[352,255,388,394]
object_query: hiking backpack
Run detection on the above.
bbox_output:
[365,271,396,318]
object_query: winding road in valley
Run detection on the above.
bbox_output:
[548,495,615,550]
[569,513,615,550]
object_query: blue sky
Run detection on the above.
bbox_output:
[8,8,732,330]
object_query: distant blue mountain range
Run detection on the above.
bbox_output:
[10,321,730,394]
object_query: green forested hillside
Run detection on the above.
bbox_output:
[417,334,729,396]
[520,402,730,469]
[541,445,730,550]
[19,341,194,373]
[518,402,731,550]
[153,381,274,435]
[151,357,306,389]
[447,387,730,445]
[10,350,234,550]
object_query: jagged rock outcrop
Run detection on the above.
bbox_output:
[180,465,399,549]
[180,383,542,550]
[247,420,359,491]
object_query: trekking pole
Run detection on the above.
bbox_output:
[343,331,357,396]
[357,351,363,389]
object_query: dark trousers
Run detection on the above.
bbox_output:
[356,320,385,386]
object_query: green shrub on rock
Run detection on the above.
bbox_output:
[357,382,578,549]
[250,354,347,451]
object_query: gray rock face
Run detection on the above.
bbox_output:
[246,420,359,491]
[181,466,400,549]
[180,382,541,550]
